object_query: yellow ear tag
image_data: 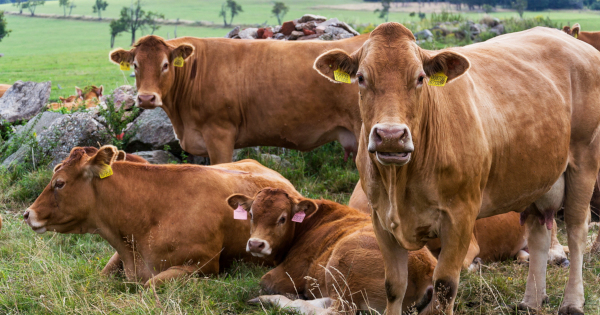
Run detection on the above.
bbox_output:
[574,33,578,39]
[120,61,131,71]
[334,68,352,84]
[174,56,185,68]
[428,72,448,87]
[98,165,113,179]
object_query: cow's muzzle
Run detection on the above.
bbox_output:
[368,123,414,166]
[246,237,272,257]
[23,209,47,234]
[136,92,162,109]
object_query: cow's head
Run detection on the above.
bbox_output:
[24,145,122,234]
[314,22,470,167]
[109,35,195,109]
[76,85,104,101]
[226,188,317,258]
[562,23,581,38]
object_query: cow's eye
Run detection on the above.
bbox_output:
[163,63,169,71]
[357,73,365,84]
[249,212,253,220]
[55,179,65,189]
[278,216,286,224]
[417,73,426,86]
[133,64,138,70]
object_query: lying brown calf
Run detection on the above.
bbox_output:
[24,145,294,286]
[48,85,104,111]
[227,187,436,314]
[349,181,568,271]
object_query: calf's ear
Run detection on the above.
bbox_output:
[116,150,127,161]
[227,194,254,211]
[313,49,359,83]
[75,86,83,98]
[423,50,470,83]
[53,163,63,174]
[172,44,195,61]
[109,48,133,65]
[562,25,572,35]
[293,199,318,217]
[571,23,581,38]
[86,145,119,178]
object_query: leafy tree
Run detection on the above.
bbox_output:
[271,2,288,25]
[92,0,108,19]
[109,19,126,48]
[512,0,527,17]
[23,0,44,16]
[374,0,391,22]
[218,0,242,27]
[12,0,25,14]
[114,0,164,45]
[59,0,69,17]
[68,1,76,15]
[0,11,11,43]
[145,11,165,35]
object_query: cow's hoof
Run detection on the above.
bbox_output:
[516,303,539,313]
[247,297,261,305]
[558,305,584,315]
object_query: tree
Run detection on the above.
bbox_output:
[92,0,108,19]
[113,0,164,45]
[109,19,126,48]
[12,0,24,14]
[68,1,76,16]
[374,0,391,22]
[0,11,11,43]
[512,0,527,17]
[22,0,44,16]
[271,2,288,25]
[59,0,69,17]
[145,11,165,35]
[218,0,242,27]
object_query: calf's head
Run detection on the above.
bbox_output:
[227,188,317,258]
[24,145,120,234]
[314,22,470,167]
[109,35,194,109]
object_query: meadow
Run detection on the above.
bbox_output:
[0,0,600,314]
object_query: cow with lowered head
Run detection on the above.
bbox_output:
[24,145,295,286]
[227,187,436,314]
[314,23,600,314]
[108,34,369,164]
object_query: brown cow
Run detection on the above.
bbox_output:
[108,34,368,164]
[48,86,104,111]
[227,187,436,314]
[349,181,569,271]
[0,84,10,98]
[23,145,294,286]
[562,23,600,51]
[314,23,600,314]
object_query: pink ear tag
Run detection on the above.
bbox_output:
[233,205,247,220]
[292,211,306,223]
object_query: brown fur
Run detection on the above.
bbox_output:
[109,34,369,164]
[315,23,600,314]
[228,188,436,313]
[24,146,295,287]
[48,85,103,111]
[0,84,11,98]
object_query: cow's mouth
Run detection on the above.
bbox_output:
[32,226,47,234]
[376,151,412,166]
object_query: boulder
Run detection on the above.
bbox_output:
[320,26,354,41]
[0,81,51,123]
[280,21,296,36]
[490,24,505,35]
[225,26,240,38]
[289,30,304,40]
[239,28,258,39]
[316,18,340,31]
[414,29,433,40]
[261,153,292,168]
[262,27,274,39]
[303,28,316,36]
[133,150,180,164]
[104,85,136,111]
[124,108,181,154]
[298,14,327,24]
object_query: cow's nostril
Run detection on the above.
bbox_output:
[23,210,29,220]
[138,95,156,104]
[257,242,265,249]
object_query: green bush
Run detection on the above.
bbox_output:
[503,16,559,33]
[97,95,140,150]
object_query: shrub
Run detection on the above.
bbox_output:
[97,95,140,150]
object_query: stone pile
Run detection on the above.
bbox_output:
[225,14,360,41]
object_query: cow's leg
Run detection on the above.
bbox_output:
[548,220,569,267]
[420,213,473,315]
[259,266,304,295]
[371,210,409,314]
[203,125,236,164]
[144,261,219,288]
[519,208,552,310]
[101,252,123,276]
[463,234,481,272]
[559,153,598,315]
[248,295,334,315]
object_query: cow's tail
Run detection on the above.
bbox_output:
[414,285,434,313]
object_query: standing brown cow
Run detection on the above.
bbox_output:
[314,23,600,314]
[228,187,436,314]
[108,34,368,164]
[23,146,295,286]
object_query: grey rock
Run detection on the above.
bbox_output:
[289,30,304,40]
[261,153,292,168]
[188,154,210,165]
[273,25,282,33]
[0,81,51,123]
[273,33,286,40]
[226,26,240,38]
[335,21,360,36]
[124,108,181,154]
[316,18,340,31]
[490,24,505,35]
[238,28,258,39]
[320,26,354,41]
[103,85,137,111]
[298,14,327,24]
[415,29,433,40]
[133,150,180,164]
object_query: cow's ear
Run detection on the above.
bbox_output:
[86,145,119,177]
[423,50,470,83]
[314,48,359,83]
[75,86,83,98]
[53,163,63,174]
[293,199,318,217]
[562,25,572,35]
[172,44,195,61]
[227,194,254,211]
[572,23,580,38]
[109,48,133,65]
[116,150,127,161]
